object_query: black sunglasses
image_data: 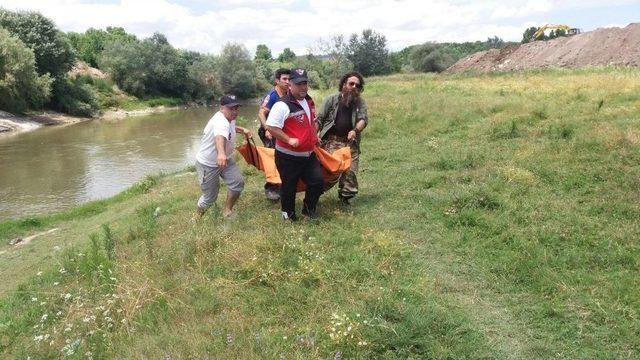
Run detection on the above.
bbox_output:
[347,81,362,89]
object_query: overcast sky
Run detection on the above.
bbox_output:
[1,0,638,56]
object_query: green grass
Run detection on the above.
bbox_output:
[75,74,187,112]
[1,68,639,358]
[119,96,186,111]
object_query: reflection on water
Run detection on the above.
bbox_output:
[0,105,259,220]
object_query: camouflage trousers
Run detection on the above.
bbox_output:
[320,135,360,199]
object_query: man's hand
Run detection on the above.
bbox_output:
[287,138,300,148]
[244,129,253,139]
[217,154,227,168]
[347,130,357,142]
[265,130,272,140]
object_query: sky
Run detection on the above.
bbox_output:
[0,0,638,56]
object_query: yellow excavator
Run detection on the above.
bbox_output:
[533,24,581,40]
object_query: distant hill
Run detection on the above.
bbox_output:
[447,23,640,73]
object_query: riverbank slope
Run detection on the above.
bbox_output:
[0,105,191,137]
[1,69,638,358]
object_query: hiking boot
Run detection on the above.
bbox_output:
[196,206,207,217]
[302,203,318,219]
[281,211,298,222]
[339,196,351,206]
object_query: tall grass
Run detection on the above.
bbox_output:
[1,67,639,358]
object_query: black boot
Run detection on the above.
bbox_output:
[302,201,318,219]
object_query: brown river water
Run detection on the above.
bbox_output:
[0,105,259,221]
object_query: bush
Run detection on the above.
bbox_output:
[0,28,51,113]
[409,43,455,73]
[50,76,99,117]
[144,97,183,107]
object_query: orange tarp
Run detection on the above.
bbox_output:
[237,139,351,192]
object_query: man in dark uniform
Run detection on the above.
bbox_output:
[317,71,368,205]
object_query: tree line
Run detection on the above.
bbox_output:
[0,8,512,117]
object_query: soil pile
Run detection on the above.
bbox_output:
[447,23,640,73]
[69,60,108,79]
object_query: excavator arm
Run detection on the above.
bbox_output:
[532,24,580,40]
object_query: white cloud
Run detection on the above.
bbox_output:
[0,0,634,55]
[490,0,552,19]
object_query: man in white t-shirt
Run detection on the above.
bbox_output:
[195,94,252,218]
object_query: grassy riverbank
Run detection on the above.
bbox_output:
[1,68,639,358]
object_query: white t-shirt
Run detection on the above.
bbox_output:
[195,111,236,167]
[265,98,311,128]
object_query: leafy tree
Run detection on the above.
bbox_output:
[409,43,455,73]
[314,35,353,86]
[0,9,75,77]
[389,45,418,73]
[486,36,505,49]
[181,50,204,66]
[522,26,539,43]
[99,32,190,98]
[141,33,190,97]
[67,27,137,68]
[347,29,391,76]
[0,28,51,113]
[187,54,221,101]
[98,40,148,97]
[277,47,296,62]
[217,43,256,98]
[255,44,273,61]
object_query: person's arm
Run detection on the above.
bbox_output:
[235,126,252,139]
[257,107,272,139]
[265,102,299,147]
[347,98,368,141]
[215,135,228,168]
[347,119,366,141]
[315,95,333,134]
[266,126,299,147]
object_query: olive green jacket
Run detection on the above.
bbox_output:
[316,93,368,144]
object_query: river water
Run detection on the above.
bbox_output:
[0,106,259,221]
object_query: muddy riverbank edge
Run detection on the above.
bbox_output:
[0,106,192,137]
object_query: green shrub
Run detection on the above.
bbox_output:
[50,76,99,116]
[409,43,456,73]
[0,28,51,113]
[144,97,183,107]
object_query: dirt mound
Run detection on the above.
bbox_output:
[447,23,640,73]
[69,61,108,79]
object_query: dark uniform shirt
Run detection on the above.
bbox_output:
[327,102,354,137]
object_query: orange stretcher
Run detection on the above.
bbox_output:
[237,139,351,192]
